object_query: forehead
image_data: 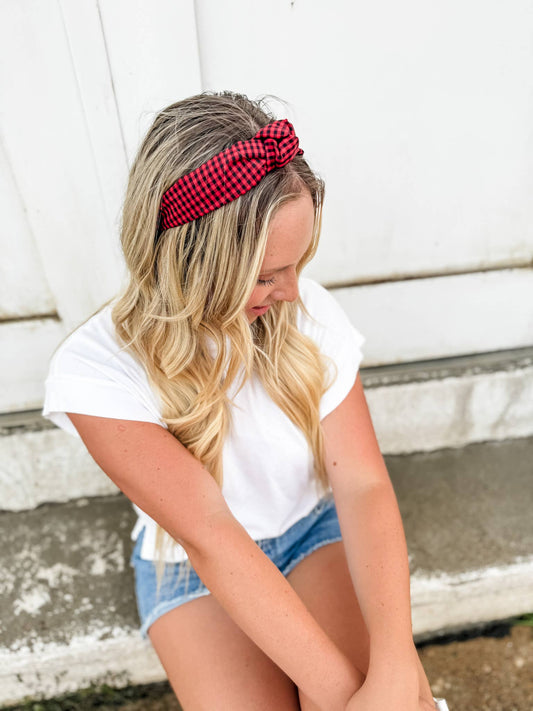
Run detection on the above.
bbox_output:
[259,193,315,273]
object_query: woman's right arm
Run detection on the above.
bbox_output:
[68,414,362,710]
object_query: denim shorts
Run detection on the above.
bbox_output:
[130,495,342,637]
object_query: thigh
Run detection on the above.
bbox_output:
[287,542,369,711]
[148,594,300,711]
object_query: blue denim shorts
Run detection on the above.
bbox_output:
[131,495,342,637]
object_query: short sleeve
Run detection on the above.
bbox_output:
[297,278,365,420]
[42,307,165,437]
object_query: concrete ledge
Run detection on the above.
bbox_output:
[366,350,533,454]
[361,345,533,386]
[411,559,533,641]
[3,564,531,706]
[2,348,532,512]
[0,632,164,706]
[1,436,532,706]
[393,435,533,638]
[0,417,118,512]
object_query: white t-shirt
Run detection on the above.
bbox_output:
[43,278,364,561]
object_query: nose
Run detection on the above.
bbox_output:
[274,269,299,303]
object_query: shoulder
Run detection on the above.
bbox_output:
[298,276,337,316]
[50,305,116,370]
[297,278,365,419]
[297,277,363,345]
[49,304,140,379]
[44,304,163,435]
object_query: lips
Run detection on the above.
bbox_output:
[252,304,271,313]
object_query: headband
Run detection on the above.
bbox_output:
[158,119,303,232]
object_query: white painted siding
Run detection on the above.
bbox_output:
[97,0,201,162]
[331,269,533,365]
[196,0,533,283]
[0,0,201,412]
[0,0,125,331]
[1,0,532,412]
[0,142,55,319]
[0,319,65,412]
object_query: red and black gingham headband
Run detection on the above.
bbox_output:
[158,119,303,232]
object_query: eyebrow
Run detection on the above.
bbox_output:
[259,264,291,276]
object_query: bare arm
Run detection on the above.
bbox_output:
[68,414,361,709]
[321,375,435,709]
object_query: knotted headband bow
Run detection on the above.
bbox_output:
[158,119,303,232]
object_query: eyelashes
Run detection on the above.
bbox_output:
[257,277,276,286]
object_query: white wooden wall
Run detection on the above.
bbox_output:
[1,0,532,413]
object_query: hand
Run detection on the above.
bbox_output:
[345,674,437,711]
[344,676,415,711]
[346,690,436,711]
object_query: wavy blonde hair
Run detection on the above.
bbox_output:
[112,92,328,558]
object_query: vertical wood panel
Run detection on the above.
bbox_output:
[0,140,55,319]
[59,0,129,235]
[98,0,202,162]
[0,0,124,329]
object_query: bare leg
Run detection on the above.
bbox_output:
[148,594,300,711]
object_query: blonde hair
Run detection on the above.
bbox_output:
[112,92,328,560]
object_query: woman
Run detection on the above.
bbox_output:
[44,91,444,710]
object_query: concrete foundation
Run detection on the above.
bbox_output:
[1,436,531,706]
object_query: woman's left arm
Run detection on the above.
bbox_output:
[322,374,435,709]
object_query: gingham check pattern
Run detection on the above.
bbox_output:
[158,119,303,231]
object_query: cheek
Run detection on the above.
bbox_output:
[245,286,263,310]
